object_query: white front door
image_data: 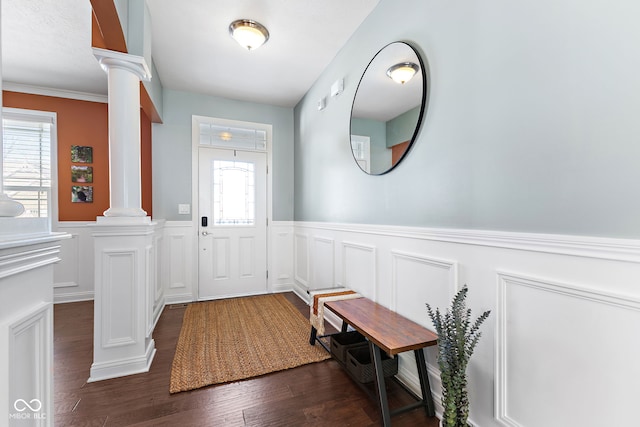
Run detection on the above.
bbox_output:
[198,147,267,299]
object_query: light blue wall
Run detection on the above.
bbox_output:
[115,0,164,119]
[386,106,420,148]
[294,0,640,238]
[146,60,164,120]
[351,117,388,172]
[114,0,128,41]
[351,117,386,148]
[152,89,294,221]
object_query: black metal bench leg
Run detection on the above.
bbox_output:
[310,321,346,346]
[370,342,391,427]
[309,326,317,345]
[415,348,435,416]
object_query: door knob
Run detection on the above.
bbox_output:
[201,231,209,236]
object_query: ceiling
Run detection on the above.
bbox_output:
[1,0,380,108]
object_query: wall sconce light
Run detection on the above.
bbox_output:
[386,62,419,84]
[229,19,270,51]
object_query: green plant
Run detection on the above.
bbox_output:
[426,285,490,427]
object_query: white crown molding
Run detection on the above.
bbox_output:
[294,221,640,264]
[3,82,108,103]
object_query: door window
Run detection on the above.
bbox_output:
[212,160,255,226]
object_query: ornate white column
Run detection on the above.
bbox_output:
[88,49,159,382]
[93,48,150,218]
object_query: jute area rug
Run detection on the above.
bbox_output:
[169,293,330,393]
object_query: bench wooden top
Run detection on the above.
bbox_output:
[324,298,438,355]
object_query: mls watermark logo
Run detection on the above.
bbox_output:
[9,399,46,421]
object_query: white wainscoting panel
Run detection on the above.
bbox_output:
[390,250,458,412]
[8,303,53,426]
[101,250,137,348]
[294,221,640,426]
[312,236,335,290]
[496,272,640,427]
[391,250,458,323]
[54,222,96,303]
[269,222,294,293]
[168,234,190,287]
[54,232,79,288]
[152,232,164,329]
[90,220,159,382]
[294,233,309,288]
[145,244,153,338]
[162,222,195,304]
[42,218,640,425]
[342,241,377,300]
[52,221,295,306]
[54,221,168,307]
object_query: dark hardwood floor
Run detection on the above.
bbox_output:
[53,292,439,426]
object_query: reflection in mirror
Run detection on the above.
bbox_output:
[350,42,426,175]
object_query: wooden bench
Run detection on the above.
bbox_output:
[323,298,438,426]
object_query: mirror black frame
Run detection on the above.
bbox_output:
[349,41,427,175]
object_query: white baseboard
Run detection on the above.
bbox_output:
[164,293,195,305]
[291,282,310,303]
[88,340,156,383]
[271,282,294,294]
[54,291,94,304]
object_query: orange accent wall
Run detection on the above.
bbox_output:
[91,11,108,49]
[140,110,152,216]
[89,0,127,53]
[392,141,410,166]
[3,91,153,220]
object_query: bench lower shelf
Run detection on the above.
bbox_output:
[311,325,434,423]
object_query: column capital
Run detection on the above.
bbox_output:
[93,48,151,81]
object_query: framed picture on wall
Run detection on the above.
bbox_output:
[72,186,93,203]
[71,145,93,163]
[71,166,93,183]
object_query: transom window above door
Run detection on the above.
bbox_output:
[199,123,267,151]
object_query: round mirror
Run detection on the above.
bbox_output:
[350,42,426,175]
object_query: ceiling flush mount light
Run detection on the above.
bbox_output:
[229,19,269,51]
[386,62,420,84]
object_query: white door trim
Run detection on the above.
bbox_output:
[191,116,272,301]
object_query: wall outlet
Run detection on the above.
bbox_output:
[178,204,190,215]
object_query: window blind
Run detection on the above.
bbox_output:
[2,117,52,217]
